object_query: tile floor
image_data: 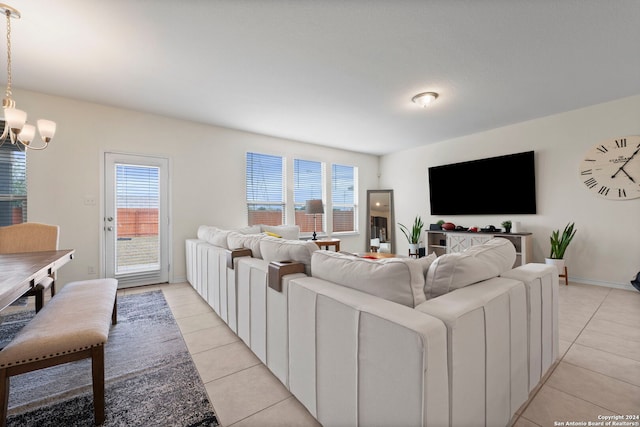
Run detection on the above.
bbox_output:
[120,280,640,427]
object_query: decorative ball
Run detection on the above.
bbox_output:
[442,222,455,230]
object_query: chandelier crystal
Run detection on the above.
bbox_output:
[0,3,56,150]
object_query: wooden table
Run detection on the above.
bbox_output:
[313,238,341,252]
[0,249,75,311]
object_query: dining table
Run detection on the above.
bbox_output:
[0,249,75,312]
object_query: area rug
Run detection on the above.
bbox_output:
[0,290,219,426]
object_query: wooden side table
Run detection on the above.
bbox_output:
[559,266,568,285]
[313,238,340,252]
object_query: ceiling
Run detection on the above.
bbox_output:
[5,0,640,155]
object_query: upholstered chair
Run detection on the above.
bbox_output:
[0,222,60,311]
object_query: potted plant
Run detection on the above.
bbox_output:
[501,220,512,233]
[399,215,424,255]
[545,222,577,274]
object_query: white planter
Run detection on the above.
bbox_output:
[545,258,565,275]
[408,243,419,255]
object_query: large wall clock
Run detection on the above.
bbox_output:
[579,135,640,200]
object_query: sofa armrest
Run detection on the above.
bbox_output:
[288,276,449,427]
[416,277,529,426]
[226,248,252,269]
[268,261,305,292]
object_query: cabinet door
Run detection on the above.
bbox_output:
[447,234,470,253]
[447,233,494,253]
[470,235,493,247]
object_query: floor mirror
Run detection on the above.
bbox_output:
[366,189,395,254]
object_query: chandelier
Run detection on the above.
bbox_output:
[0,3,56,150]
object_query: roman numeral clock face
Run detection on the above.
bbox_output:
[579,136,640,200]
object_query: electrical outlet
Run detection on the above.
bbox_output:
[88,266,96,275]
[83,196,96,206]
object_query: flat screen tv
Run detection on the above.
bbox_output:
[428,151,536,215]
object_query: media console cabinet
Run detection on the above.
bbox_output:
[426,230,532,267]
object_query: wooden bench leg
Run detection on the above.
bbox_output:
[91,346,105,425]
[0,369,8,427]
[0,369,10,427]
[111,295,117,325]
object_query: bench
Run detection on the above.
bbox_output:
[0,278,118,426]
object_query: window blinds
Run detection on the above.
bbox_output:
[294,159,323,232]
[332,164,356,232]
[0,123,27,226]
[246,152,284,226]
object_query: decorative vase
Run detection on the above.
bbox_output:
[408,243,419,255]
[545,258,565,275]
[505,226,511,233]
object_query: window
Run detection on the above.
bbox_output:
[0,122,27,226]
[115,164,160,274]
[246,152,284,226]
[293,159,324,233]
[245,152,358,235]
[332,164,356,233]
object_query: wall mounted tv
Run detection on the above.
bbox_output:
[428,151,536,215]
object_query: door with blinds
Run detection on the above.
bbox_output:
[104,153,169,288]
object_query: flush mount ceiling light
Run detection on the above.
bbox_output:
[0,3,56,151]
[412,92,439,108]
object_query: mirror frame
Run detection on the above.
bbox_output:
[366,189,395,254]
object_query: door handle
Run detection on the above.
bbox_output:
[107,226,113,231]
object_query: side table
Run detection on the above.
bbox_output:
[313,238,341,252]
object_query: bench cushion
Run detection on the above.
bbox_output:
[0,278,118,368]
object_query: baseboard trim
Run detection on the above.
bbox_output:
[569,276,635,292]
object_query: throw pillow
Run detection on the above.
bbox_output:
[261,225,300,240]
[424,237,516,299]
[259,237,319,274]
[311,251,426,308]
[410,252,437,281]
[227,232,265,258]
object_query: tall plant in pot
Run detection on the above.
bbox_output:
[399,215,424,255]
[545,222,577,274]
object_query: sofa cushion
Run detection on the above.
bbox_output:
[196,225,215,240]
[227,232,265,258]
[237,225,262,234]
[259,237,319,274]
[414,252,437,281]
[424,238,516,299]
[207,228,231,249]
[310,251,426,307]
[261,225,300,240]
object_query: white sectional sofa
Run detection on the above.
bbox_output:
[185,224,317,384]
[186,226,559,427]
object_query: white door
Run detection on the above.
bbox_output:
[104,153,169,288]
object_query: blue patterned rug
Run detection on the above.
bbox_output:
[0,290,219,426]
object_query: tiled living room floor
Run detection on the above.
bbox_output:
[121,280,640,426]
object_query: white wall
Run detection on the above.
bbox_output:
[18,89,379,285]
[14,88,640,289]
[381,95,640,289]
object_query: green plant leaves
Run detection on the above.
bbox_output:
[549,222,576,259]
[398,215,424,244]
